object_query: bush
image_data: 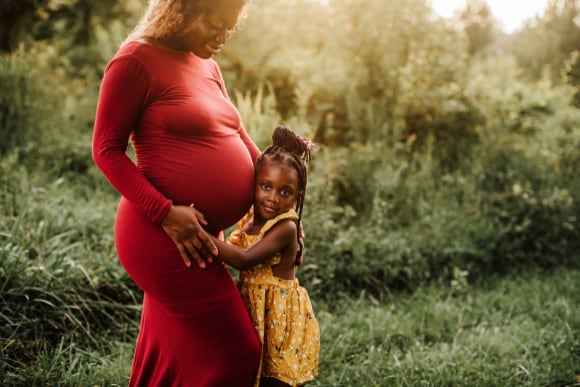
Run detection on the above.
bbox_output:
[296,55,580,299]
[0,41,100,159]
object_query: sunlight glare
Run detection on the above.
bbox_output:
[430,0,549,33]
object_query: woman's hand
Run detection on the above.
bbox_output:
[161,205,218,269]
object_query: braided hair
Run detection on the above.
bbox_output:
[254,125,316,258]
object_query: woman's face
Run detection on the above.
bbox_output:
[180,1,246,58]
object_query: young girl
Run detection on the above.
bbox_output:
[207,125,320,387]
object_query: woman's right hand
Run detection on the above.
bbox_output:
[161,205,218,269]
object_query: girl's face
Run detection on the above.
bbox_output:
[253,160,300,222]
[180,1,245,58]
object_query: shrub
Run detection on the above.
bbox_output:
[297,56,580,298]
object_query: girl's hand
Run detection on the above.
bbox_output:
[161,205,218,268]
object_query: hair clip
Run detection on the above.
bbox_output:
[297,135,319,163]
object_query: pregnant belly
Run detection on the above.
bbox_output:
[138,136,256,233]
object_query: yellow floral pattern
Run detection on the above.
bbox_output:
[228,208,320,386]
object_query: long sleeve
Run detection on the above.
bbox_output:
[92,55,172,224]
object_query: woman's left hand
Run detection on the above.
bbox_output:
[161,204,218,268]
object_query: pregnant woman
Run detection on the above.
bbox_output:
[92,0,261,385]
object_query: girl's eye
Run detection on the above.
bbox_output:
[260,183,271,190]
[281,189,292,197]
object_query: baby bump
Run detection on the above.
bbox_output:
[138,136,256,233]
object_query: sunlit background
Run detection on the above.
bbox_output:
[431,0,548,33]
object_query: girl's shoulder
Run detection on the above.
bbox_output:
[259,209,298,238]
[228,208,298,247]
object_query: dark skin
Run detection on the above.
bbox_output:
[208,218,298,279]
[161,205,217,269]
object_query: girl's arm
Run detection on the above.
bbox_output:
[208,219,297,270]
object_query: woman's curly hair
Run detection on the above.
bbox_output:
[125,0,249,43]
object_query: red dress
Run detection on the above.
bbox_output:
[93,41,261,386]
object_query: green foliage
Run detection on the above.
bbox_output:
[0,42,100,160]
[298,55,580,298]
[234,85,284,149]
[224,0,485,175]
[458,0,498,55]
[0,0,139,63]
[509,0,580,79]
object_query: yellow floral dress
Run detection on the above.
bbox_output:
[227,208,320,386]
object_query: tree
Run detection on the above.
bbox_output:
[0,0,138,56]
[543,0,580,55]
[509,0,580,79]
[458,0,498,56]
[0,0,46,53]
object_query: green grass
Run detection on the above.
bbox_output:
[3,267,577,386]
[312,268,580,386]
